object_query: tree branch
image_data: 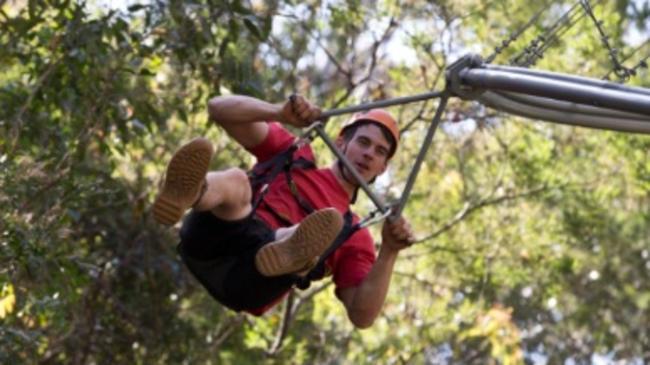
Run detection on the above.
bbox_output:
[266,290,296,356]
[212,314,246,350]
[416,184,552,244]
[266,280,333,356]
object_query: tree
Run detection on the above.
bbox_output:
[1,0,648,363]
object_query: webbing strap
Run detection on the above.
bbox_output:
[249,144,316,213]
[294,211,359,290]
[249,145,297,211]
[285,166,316,215]
[247,144,362,290]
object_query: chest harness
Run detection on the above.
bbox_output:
[247,141,361,290]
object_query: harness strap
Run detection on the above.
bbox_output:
[294,211,360,290]
[248,144,362,290]
[259,200,295,227]
[249,144,316,213]
[285,166,316,215]
[249,145,297,211]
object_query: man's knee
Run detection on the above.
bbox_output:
[223,168,252,204]
[223,167,249,184]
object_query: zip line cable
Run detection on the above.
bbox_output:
[527,2,590,66]
[581,0,649,81]
[493,0,648,80]
[602,41,650,81]
[484,2,549,63]
[510,1,588,67]
[581,0,634,81]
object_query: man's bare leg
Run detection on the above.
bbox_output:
[194,168,253,221]
[153,138,253,224]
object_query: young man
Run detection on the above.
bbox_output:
[153,94,414,329]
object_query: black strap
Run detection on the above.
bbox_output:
[284,164,316,215]
[294,211,360,290]
[248,145,361,289]
[249,145,297,211]
[259,199,295,227]
[249,144,316,213]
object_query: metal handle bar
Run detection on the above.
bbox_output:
[319,91,445,120]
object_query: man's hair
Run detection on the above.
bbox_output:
[340,120,397,158]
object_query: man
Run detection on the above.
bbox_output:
[153,94,414,329]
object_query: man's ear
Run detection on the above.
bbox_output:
[335,135,345,150]
[379,160,388,175]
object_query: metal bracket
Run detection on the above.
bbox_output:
[446,53,486,100]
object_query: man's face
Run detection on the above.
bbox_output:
[336,124,391,182]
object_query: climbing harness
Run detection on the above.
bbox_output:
[248,142,317,222]
[247,130,365,289]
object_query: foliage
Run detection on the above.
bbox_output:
[1,0,649,363]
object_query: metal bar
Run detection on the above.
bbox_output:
[393,94,449,219]
[495,91,650,120]
[460,68,650,115]
[320,91,445,119]
[312,123,390,214]
[479,91,650,134]
[358,209,393,228]
[486,64,650,97]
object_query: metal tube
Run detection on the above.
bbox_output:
[312,123,390,214]
[495,91,650,120]
[460,68,650,115]
[320,91,445,119]
[486,64,650,97]
[393,94,449,219]
[479,91,650,134]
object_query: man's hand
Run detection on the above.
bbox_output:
[381,215,415,252]
[339,214,415,328]
[278,94,322,128]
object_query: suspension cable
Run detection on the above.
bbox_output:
[580,0,635,81]
[485,1,549,63]
[602,40,650,80]
[510,1,586,67]
[502,0,647,82]
[531,3,589,65]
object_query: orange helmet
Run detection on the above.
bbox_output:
[339,109,400,157]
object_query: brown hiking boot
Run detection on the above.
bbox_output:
[153,137,214,226]
[255,208,344,277]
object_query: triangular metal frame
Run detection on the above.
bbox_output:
[300,54,650,228]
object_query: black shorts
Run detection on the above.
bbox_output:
[177,210,296,312]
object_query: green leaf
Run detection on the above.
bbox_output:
[231,0,253,15]
[139,68,155,76]
[127,4,147,12]
[242,16,263,40]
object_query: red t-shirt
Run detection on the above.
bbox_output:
[245,122,376,315]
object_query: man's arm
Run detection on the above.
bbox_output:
[207,95,321,149]
[337,215,414,329]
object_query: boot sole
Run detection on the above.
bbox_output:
[255,208,344,277]
[153,138,213,226]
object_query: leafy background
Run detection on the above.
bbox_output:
[1,0,649,363]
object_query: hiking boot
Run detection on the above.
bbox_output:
[153,137,213,226]
[255,208,344,277]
